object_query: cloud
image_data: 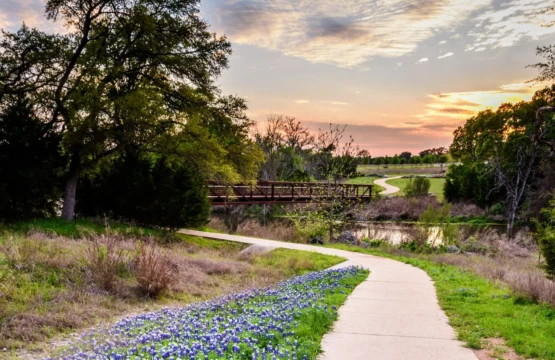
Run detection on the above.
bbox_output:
[419,82,544,121]
[466,0,555,52]
[438,40,447,45]
[0,0,64,33]
[418,57,429,63]
[214,0,491,67]
[295,100,310,104]
[438,52,454,59]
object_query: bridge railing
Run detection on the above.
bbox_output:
[206,181,372,205]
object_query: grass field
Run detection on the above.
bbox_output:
[326,244,555,360]
[345,176,385,194]
[0,218,345,356]
[385,177,446,201]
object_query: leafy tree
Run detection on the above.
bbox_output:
[0,97,64,219]
[374,157,383,169]
[450,87,555,237]
[0,0,261,220]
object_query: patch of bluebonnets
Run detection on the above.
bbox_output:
[52,266,366,360]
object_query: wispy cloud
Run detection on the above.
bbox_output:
[466,0,555,52]
[295,100,310,104]
[419,82,543,121]
[214,0,491,68]
[438,52,454,59]
[418,57,429,63]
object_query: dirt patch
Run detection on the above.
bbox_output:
[473,338,526,360]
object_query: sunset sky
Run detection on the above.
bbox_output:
[2,0,555,155]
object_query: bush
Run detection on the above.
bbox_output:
[404,177,431,197]
[0,97,64,220]
[78,153,210,230]
[535,197,555,279]
[444,163,502,208]
[132,242,176,297]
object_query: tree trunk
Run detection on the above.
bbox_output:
[61,169,80,220]
[506,207,516,239]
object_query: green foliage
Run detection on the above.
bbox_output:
[535,196,555,279]
[0,97,64,220]
[444,163,501,207]
[0,0,264,219]
[404,177,431,197]
[78,153,210,230]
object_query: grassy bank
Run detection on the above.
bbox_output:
[0,218,345,356]
[326,244,555,359]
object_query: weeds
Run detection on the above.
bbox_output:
[85,236,128,292]
[132,242,176,297]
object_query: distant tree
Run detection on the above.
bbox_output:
[357,149,371,165]
[410,156,422,168]
[374,157,383,169]
[392,155,400,166]
[399,151,412,162]
[255,114,313,181]
[306,124,358,241]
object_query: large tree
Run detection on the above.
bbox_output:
[0,0,261,219]
[450,87,555,237]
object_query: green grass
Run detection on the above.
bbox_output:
[325,244,555,359]
[384,177,446,201]
[177,233,246,251]
[252,248,346,277]
[345,176,385,194]
[292,269,369,358]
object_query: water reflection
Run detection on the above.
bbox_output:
[350,222,505,245]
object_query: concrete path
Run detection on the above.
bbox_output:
[180,230,477,360]
[374,176,403,196]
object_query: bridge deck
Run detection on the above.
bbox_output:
[206,181,372,205]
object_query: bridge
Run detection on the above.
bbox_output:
[206,181,373,205]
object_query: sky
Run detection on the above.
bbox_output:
[2,0,555,156]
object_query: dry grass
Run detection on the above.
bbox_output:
[132,242,177,297]
[208,217,298,242]
[357,197,488,221]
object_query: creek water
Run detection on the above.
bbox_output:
[349,222,506,245]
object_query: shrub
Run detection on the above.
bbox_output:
[0,97,64,220]
[78,153,210,230]
[132,242,176,297]
[404,177,431,197]
[535,196,555,279]
[444,163,502,207]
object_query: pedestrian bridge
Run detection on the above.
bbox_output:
[206,181,373,205]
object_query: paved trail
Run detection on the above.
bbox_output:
[180,230,477,360]
[374,175,403,196]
